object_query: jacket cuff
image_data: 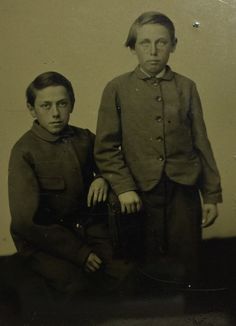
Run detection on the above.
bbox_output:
[201,192,223,204]
[111,180,138,196]
[93,174,103,180]
[77,245,92,266]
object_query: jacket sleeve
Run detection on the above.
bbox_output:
[190,83,222,204]
[86,129,102,179]
[94,82,138,195]
[8,146,92,266]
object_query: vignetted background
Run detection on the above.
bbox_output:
[0,0,235,254]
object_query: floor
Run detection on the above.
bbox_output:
[0,237,236,325]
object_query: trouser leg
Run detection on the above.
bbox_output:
[140,176,202,284]
[166,183,202,283]
[28,219,138,301]
[86,222,139,295]
[30,252,90,300]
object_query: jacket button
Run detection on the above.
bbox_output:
[156,116,162,122]
[159,156,164,161]
[75,223,81,229]
[156,96,162,102]
[156,136,163,142]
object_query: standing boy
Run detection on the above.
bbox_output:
[95,12,222,284]
[8,71,132,304]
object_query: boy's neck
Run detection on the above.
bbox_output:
[140,66,166,79]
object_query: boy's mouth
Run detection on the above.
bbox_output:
[50,121,63,126]
[50,121,63,124]
[147,60,160,64]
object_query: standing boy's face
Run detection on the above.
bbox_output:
[28,85,73,134]
[132,23,176,76]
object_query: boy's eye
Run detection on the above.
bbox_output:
[40,103,51,110]
[140,40,150,47]
[57,101,68,108]
[157,39,168,48]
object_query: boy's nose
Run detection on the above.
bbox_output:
[150,43,158,56]
[51,105,60,117]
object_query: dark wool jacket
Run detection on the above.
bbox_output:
[8,121,100,266]
[94,66,222,204]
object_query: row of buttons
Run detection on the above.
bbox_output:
[154,89,164,162]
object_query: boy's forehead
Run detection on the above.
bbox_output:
[136,23,171,39]
[35,85,69,101]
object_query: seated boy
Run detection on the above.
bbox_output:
[95,12,222,284]
[8,71,132,302]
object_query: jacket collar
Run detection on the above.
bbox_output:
[31,120,74,142]
[135,65,174,81]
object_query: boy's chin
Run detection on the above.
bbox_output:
[142,64,165,77]
[148,66,165,76]
[45,124,66,135]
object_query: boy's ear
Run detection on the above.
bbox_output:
[171,37,178,52]
[27,103,36,118]
[69,105,74,113]
[130,47,137,56]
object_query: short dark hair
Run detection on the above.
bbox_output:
[125,11,176,49]
[26,71,75,106]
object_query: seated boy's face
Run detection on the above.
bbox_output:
[29,86,73,134]
[132,23,176,76]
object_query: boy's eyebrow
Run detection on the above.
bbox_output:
[139,37,168,42]
[39,98,68,103]
[139,38,150,43]
[56,98,69,103]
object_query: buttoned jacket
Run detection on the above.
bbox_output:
[95,66,222,204]
[8,121,98,266]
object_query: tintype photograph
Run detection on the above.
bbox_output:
[0,1,236,325]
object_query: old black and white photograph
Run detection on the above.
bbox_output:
[0,1,236,325]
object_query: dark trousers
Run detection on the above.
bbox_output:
[139,174,202,284]
[30,223,135,300]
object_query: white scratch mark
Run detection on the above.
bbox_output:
[218,0,228,4]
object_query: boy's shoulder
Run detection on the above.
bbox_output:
[11,125,94,153]
[69,125,94,140]
[105,70,136,87]
[173,70,196,86]
[69,125,93,135]
[11,129,35,151]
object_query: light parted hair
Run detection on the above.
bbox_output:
[125,11,176,49]
[26,71,75,107]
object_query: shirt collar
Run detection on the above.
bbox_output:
[135,65,174,81]
[31,120,74,142]
[140,66,166,79]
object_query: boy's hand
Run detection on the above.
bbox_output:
[87,177,108,207]
[84,252,102,272]
[118,191,142,214]
[201,204,218,228]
